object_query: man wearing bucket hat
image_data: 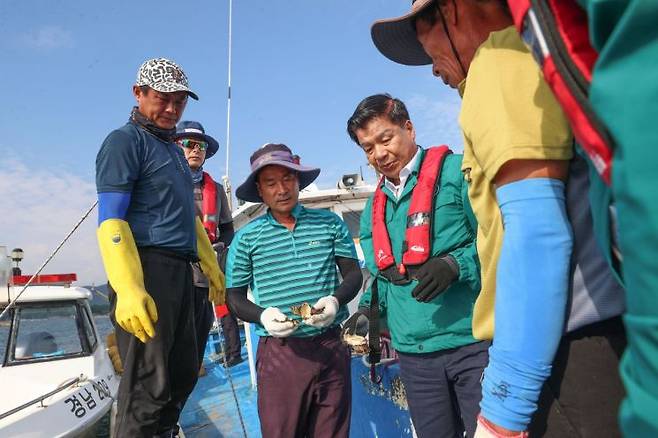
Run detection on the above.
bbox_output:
[95,58,225,437]
[369,2,626,437]
[225,143,363,437]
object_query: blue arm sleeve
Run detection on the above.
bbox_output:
[480,178,573,431]
[98,192,131,224]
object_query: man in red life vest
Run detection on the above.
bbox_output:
[173,121,241,368]
[345,94,486,438]
[163,121,239,434]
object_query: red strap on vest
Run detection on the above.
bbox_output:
[507,0,613,185]
[371,146,451,273]
[202,172,218,242]
[372,182,396,271]
[402,146,450,266]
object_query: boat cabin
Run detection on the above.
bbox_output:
[1,274,99,367]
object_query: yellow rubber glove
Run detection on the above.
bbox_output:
[196,217,226,305]
[97,219,158,343]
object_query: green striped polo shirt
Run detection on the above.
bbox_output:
[226,203,358,337]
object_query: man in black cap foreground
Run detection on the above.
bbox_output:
[225,143,363,438]
[369,2,625,437]
[96,58,226,437]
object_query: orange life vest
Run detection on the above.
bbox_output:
[371,146,451,283]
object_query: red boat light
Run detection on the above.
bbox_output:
[12,273,77,286]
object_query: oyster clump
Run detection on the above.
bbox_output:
[290,302,323,319]
[343,333,369,355]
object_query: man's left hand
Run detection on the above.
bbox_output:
[410,256,459,302]
[305,295,340,328]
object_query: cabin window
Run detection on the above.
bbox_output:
[80,305,98,351]
[0,309,10,364]
[342,210,363,238]
[13,304,83,361]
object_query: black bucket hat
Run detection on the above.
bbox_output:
[370,0,435,66]
[236,143,320,203]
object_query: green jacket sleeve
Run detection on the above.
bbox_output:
[358,196,387,316]
[447,172,481,293]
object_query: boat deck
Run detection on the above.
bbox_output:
[180,336,260,437]
[180,328,413,438]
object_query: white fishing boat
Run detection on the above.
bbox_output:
[0,247,119,438]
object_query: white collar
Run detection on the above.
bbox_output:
[383,147,421,199]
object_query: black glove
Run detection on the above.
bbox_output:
[342,307,370,337]
[410,256,459,303]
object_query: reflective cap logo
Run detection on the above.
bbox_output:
[410,245,425,253]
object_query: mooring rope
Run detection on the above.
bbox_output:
[213,312,249,438]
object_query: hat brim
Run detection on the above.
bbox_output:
[149,82,199,100]
[235,161,321,203]
[173,132,219,158]
[371,2,434,66]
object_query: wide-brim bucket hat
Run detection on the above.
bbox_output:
[236,143,320,203]
[173,121,220,159]
[370,0,435,66]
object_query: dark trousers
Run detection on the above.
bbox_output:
[256,328,351,438]
[220,312,241,360]
[109,248,198,438]
[398,340,490,438]
[156,285,216,438]
[530,316,627,437]
[192,286,214,366]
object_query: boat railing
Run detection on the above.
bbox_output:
[0,375,82,421]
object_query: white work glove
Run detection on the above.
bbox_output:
[260,307,298,338]
[305,296,340,328]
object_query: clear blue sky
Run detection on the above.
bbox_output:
[0,0,463,283]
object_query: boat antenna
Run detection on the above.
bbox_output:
[0,200,97,320]
[222,0,234,211]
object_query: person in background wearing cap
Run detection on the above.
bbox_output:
[95,58,226,437]
[173,120,242,369]
[176,122,243,367]
[369,2,625,437]
[165,120,239,432]
[224,143,363,438]
[344,94,485,438]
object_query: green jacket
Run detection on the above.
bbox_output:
[359,149,480,354]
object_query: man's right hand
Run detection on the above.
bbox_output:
[114,287,158,343]
[474,415,528,438]
[97,218,158,344]
[260,307,298,337]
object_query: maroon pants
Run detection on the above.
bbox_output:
[256,328,351,438]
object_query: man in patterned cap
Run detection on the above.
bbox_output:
[96,58,226,437]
